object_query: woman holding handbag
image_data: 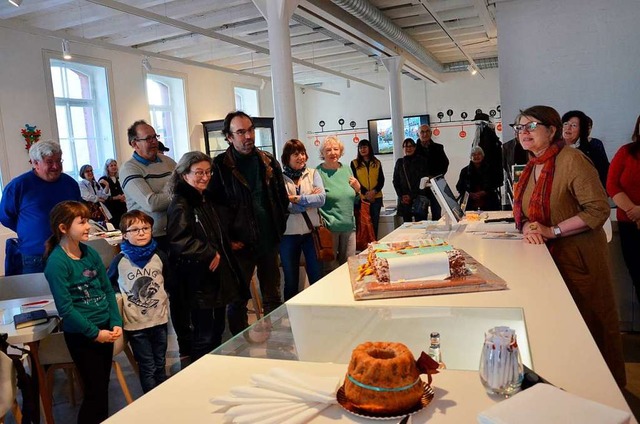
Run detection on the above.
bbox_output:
[280,139,326,301]
[350,139,385,238]
[393,138,430,222]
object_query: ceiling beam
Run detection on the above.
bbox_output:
[84,0,383,89]
[415,0,485,78]
[471,0,497,39]
[0,18,338,96]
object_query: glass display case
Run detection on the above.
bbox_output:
[202,117,275,158]
[211,304,532,372]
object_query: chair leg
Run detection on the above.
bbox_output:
[112,361,133,404]
[122,344,139,376]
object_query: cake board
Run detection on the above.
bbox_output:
[347,248,508,300]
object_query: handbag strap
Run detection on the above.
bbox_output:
[301,211,314,231]
[402,158,412,191]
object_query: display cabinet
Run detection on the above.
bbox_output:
[202,117,275,158]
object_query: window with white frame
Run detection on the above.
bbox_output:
[234,86,259,117]
[49,58,116,181]
[146,73,189,160]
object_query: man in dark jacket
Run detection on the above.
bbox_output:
[209,111,289,316]
[415,124,449,220]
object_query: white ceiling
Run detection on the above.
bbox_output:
[0,0,509,87]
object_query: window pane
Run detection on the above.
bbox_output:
[51,66,64,98]
[147,79,170,106]
[49,58,115,180]
[55,105,69,139]
[234,87,259,116]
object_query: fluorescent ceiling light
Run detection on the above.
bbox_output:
[8,0,22,7]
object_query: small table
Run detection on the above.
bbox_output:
[1,296,59,424]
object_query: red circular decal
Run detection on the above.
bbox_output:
[433,128,440,136]
[314,138,320,146]
[459,130,467,138]
[353,135,360,143]
[496,123,503,132]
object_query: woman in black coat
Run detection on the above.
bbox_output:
[167,151,250,361]
[392,138,430,222]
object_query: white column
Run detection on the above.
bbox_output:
[381,56,405,162]
[253,0,300,154]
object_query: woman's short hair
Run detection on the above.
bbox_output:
[281,139,308,166]
[517,105,563,142]
[29,140,62,163]
[470,146,485,156]
[319,136,344,160]
[402,138,416,147]
[561,110,590,145]
[103,159,118,178]
[170,151,212,191]
[79,164,93,180]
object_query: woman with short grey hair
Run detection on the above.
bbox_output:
[316,136,361,273]
[166,151,249,361]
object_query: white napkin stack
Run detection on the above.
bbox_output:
[210,368,341,424]
[477,383,632,424]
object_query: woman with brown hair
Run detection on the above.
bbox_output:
[513,105,625,386]
[280,139,326,300]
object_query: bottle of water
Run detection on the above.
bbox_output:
[428,331,442,364]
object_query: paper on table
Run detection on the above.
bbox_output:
[387,251,450,282]
[477,383,631,424]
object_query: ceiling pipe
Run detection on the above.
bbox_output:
[329,0,444,73]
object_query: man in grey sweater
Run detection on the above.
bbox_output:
[120,120,176,251]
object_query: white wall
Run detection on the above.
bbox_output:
[0,25,273,275]
[297,68,501,201]
[497,0,640,158]
[0,26,273,183]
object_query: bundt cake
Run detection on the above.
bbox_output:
[344,341,423,415]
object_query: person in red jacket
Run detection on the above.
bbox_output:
[607,114,640,303]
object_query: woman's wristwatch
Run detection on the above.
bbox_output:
[552,225,562,238]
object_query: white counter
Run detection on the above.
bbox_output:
[106,227,635,423]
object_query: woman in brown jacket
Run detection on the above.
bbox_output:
[512,105,625,387]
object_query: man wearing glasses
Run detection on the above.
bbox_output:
[120,120,177,251]
[209,111,289,321]
[0,140,81,275]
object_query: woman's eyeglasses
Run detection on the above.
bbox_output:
[125,226,151,235]
[190,169,212,178]
[511,122,545,133]
[562,122,579,129]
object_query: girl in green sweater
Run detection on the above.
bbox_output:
[44,201,122,424]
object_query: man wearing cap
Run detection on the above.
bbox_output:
[415,124,449,220]
[0,140,81,274]
[119,120,176,250]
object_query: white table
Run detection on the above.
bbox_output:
[106,226,636,423]
[1,295,59,424]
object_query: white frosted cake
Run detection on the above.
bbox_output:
[357,238,468,284]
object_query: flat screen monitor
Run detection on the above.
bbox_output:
[429,175,465,223]
[367,114,430,154]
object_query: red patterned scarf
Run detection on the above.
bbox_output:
[513,140,565,230]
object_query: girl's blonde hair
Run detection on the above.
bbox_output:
[44,201,91,259]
